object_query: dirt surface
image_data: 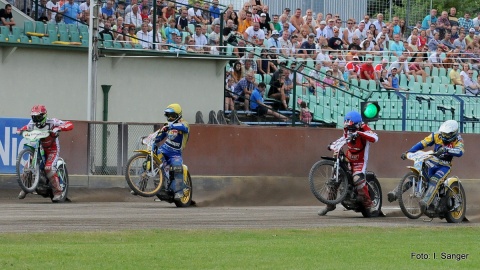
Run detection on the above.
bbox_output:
[0,179,478,233]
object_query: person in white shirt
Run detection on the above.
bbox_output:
[46,0,61,23]
[353,21,367,41]
[243,21,265,46]
[136,23,153,48]
[125,4,143,29]
[278,30,292,56]
[193,24,207,52]
[316,20,328,39]
[373,13,386,32]
[315,46,331,67]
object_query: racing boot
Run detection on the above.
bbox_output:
[358,185,378,217]
[318,204,336,216]
[18,190,27,199]
[420,177,439,212]
[49,173,63,202]
[387,185,399,203]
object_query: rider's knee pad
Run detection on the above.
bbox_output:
[172,165,183,173]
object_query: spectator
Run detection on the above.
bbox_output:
[426,22,437,40]
[271,14,281,32]
[115,1,126,19]
[330,61,349,90]
[342,18,356,46]
[353,21,367,41]
[261,5,271,24]
[192,24,207,53]
[374,58,389,80]
[278,30,292,55]
[376,25,390,48]
[325,18,335,38]
[256,49,277,80]
[407,35,419,52]
[388,67,406,92]
[418,30,427,50]
[208,0,220,22]
[399,19,407,38]
[458,12,473,31]
[47,0,61,23]
[176,9,191,35]
[250,4,261,23]
[268,72,289,109]
[127,25,139,45]
[136,22,152,49]
[422,9,437,30]
[389,34,405,57]
[436,11,451,39]
[161,2,175,22]
[362,14,372,29]
[449,63,463,87]
[31,0,49,22]
[99,21,114,40]
[299,33,317,59]
[187,1,203,25]
[389,16,401,38]
[427,32,443,51]
[234,71,255,111]
[373,13,386,33]
[125,4,143,29]
[409,51,428,83]
[453,33,467,51]
[101,0,115,20]
[238,11,253,34]
[252,82,288,120]
[359,57,375,80]
[169,35,187,53]
[268,30,281,53]
[448,7,459,27]
[465,28,476,44]
[315,20,327,39]
[328,27,344,50]
[125,0,138,14]
[59,0,81,25]
[427,46,445,67]
[345,55,361,80]
[465,72,480,95]
[238,2,251,20]
[440,31,455,50]
[473,12,480,32]
[165,18,180,44]
[460,63,470,82]
[301,15,316,36]
[368,24,378,38]
[379,69,395,91]
[243,21,265,46]
[259,12,272,37]
[290,8,304,33]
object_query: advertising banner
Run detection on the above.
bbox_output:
[0,118,30,174]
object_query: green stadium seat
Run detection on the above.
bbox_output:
[0,33,6,42]
[46,29,57,43]
[68,24,79,34]
[24,21,34,34]
[438,67,447,78]
[113,41,122,48]
[35,21,46,34]
[0,26,10,36]
[59,30,69,42]
[11,26,22,40]
[57,23,67,33]
[80,31,89,41]
[134,43,143,49]
[20,35,29,43]
[264,74,271,85]
[431,67,439,77]
[124,43,132,49]
[225,44,234,56]
[46,22,56,33]
[103,40,113,48]
[368,80,378,91]
[70,31,80,42]
[31,36,41,44]
[78,23,88,33]
[424,66,431,76]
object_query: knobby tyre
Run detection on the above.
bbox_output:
[361,176,382,217]
[125,153,163,197]
[52,162,69,203]
[16,148,40,193]
[445,182,466,223]
[174,170,193,207]
[309,160,348,205]
[398,172,424,219]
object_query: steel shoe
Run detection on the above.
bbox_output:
[318,204,336,216]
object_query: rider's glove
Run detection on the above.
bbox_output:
[400,152,408,160]
[434,147,447,156]
[51,128,61,137]
[161,125,169,133]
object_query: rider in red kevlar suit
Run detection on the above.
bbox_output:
[318,111,379,216]
[18,105,73,201]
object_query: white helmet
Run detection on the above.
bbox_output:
[438,120,459,143]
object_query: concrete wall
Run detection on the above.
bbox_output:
[0,45,227,123]
[56,123,480,179]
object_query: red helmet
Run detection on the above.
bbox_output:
[31,105,47,128]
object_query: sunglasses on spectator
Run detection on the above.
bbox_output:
[468,72,473,74]
[347,22,353,24]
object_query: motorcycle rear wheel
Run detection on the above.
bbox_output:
[125,153,163,197]
[445,182,466,223]
[398,172,424,219]
[309,160,349,205]
[16,148,40,193]
[52,162,69,203]
[361,176,382,218]
[174,171,193,207]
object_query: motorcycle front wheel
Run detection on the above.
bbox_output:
[16,148,40,193]
[445,182,466,223]
[398,172,425,219]
[125,153,163,197]
[309,160,349,205]
[174,170,193,207]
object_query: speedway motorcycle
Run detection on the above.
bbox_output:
[396,150,466,223]
[16,129,69,202]
[309,136,382,217]
[124,129,194,207]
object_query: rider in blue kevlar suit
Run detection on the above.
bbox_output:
[387,120,464,210]
[153,103,190,199]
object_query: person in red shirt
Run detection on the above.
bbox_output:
[374,58,388,80]
[360,57,375,80]
[345,56,360,80]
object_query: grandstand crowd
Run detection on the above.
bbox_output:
[2,1,480,115]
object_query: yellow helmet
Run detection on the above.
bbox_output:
[164,103,182,122]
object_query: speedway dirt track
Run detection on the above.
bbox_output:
[0,179,479,233]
